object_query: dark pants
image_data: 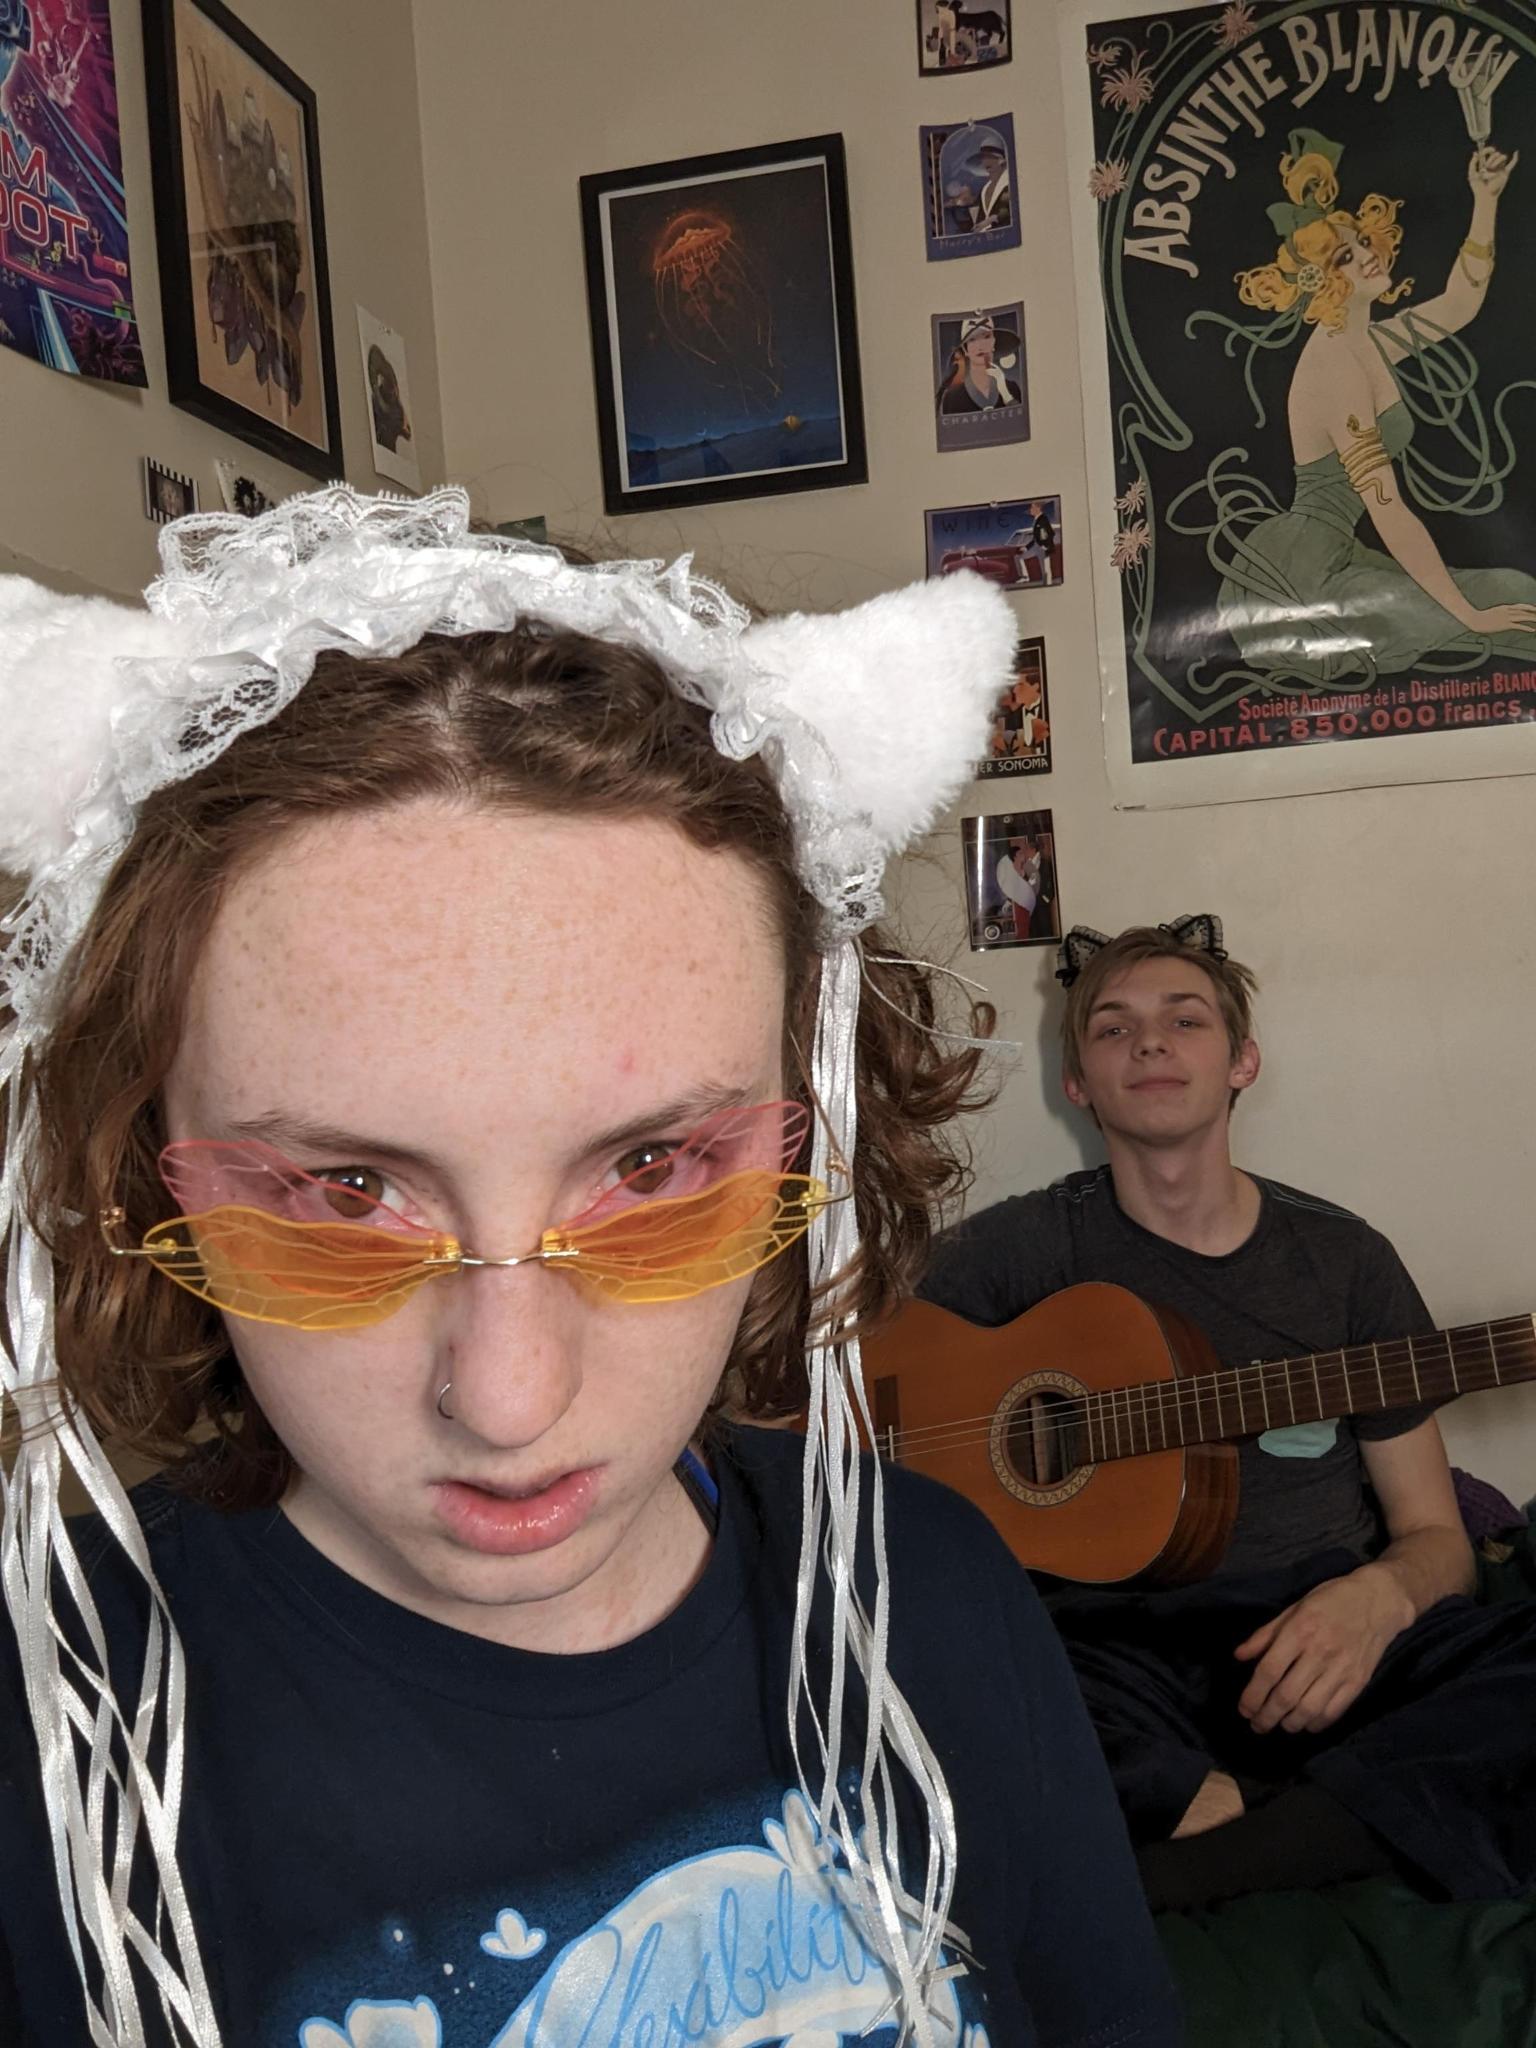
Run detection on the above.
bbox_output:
[1048,1550,1536,1901]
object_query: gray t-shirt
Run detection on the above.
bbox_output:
[920,1167,1439,1575]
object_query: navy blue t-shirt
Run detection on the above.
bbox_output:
[0,1425,1181,2046]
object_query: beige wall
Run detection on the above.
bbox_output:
[0,0,444,598]
[415,0,1536,1504]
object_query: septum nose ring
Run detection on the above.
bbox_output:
[436,1382,454,1421]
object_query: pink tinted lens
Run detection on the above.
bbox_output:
[566,1099,809,1231]
[159,1140,433,1238]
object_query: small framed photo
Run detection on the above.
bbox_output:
[980,638,1051,778]
[141,0,343,479]
[580,133,866,515]
[962,808,1061,950]
[932,304,1029,453]
[920,115,1020,261]
[357,305,421,493]
[143,458,198,524]
[926,496,1064,590]
[917,0,1012,73]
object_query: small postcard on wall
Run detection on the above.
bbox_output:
[214,460,274,518]
[962,808,1061,950]
[919,115,1020,260]
[932,305,1029,453]
[926,496,1063,590]
[357,306,421,492]
[917,0,1012,72]
[980,638,1051,778]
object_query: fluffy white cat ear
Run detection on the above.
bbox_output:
[741,570,1016,856]
[0,579,193,874]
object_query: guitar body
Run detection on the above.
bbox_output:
[862,1283,1239,1585]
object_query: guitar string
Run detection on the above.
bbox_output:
[886,1342,1536,1461]
[883,1325,1536,1454]
[877,1326,1536,1464]
[878,1320,1536,1451]
[890,1362,1533,1468]
[886,1357,1536,1467]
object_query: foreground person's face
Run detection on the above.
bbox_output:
[164,797,788,1652]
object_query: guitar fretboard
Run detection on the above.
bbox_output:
[1074,1314,1536,1463]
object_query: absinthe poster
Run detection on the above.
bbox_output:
[1081,0,1536,771]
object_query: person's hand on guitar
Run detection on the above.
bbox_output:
[1232,1565,1415,1735]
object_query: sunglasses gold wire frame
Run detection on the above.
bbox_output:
[97,1105,850,1332]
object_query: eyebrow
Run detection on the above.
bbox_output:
[222,1082,758,1173]
[1089,989,1215,1018]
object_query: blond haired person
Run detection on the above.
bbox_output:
[924,918,1536,1912]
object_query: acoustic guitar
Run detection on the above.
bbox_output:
[858,1283,1536,1585]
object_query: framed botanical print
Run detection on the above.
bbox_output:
[142,0,342,478]
[580,134,867,515]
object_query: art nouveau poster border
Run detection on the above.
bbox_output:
[1062,0,1536,806]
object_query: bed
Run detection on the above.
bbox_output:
[1159,1512,1536,2047]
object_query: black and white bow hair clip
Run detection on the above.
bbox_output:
[1055,912,1226,989]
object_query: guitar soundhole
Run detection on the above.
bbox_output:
[989,1371,1094,1506]
[1004,1388,1086,1487]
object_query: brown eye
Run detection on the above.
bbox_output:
[613,1143,677,1196]
[317,1167,385,1219]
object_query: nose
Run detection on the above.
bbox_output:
[432,1264,584,1451]
[1131,1018,1171,1057]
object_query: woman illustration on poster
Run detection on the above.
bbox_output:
[1189,129,1536,685]
[937,312,1023,414]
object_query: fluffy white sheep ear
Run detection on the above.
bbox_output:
[741,571,1016,855]
[0,580,191,875]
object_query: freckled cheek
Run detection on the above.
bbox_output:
[222,1320,422,1460]
[588,1284,753,1419]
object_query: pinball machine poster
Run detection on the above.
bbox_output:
[1063,0,1536,806]
[0,0,145,385]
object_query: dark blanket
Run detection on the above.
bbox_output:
[1160,1522,1536,2047]
[1161,1880,1536,2048]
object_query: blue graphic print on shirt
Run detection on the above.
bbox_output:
[299,1792,978,2048]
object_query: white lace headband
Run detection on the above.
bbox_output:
[0,486,1016,2046]
[2,487,1010,1027]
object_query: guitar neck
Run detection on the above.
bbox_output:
[1089,1314,1536,1460]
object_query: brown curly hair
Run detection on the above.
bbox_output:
[18,624,995,1509]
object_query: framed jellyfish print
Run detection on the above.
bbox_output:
[142,0,343,480]
[580,134,867,515]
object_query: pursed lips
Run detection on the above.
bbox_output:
[445,1469,586,1501]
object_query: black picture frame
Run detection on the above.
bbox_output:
[142,0,342,480]
[580,134,867,516]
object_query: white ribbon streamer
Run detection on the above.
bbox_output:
[787,941,962,2045]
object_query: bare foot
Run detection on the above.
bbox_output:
[1172,1770,1245,1838]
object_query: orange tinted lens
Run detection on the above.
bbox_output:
[541,1169,827,1302]
[142,1206,459,1330]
